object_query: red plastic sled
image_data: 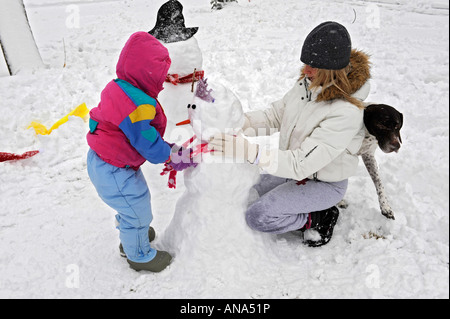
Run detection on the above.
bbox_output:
[0,150,39,162]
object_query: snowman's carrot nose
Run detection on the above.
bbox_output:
[176,119,191,126]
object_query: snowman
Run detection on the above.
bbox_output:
[160,79,273,283]
[149,0,204,143]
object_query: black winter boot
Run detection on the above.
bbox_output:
[300,206,340,247]
[127,251,172,273]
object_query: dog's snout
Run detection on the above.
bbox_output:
[390,138,402,153]
[393,145,400,153]
[381,136,402,153]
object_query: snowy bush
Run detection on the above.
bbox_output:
[211,0,238,10]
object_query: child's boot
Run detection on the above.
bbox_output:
[127,250,172,272]
[300,206,339,247]
[119,226,156,257]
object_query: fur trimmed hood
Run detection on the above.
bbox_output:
[317,49,371,103]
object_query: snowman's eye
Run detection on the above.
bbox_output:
[192,104,197,110]
[187,104,191,108]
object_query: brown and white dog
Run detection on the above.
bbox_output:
[340,103,403,220]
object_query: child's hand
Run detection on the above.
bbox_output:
[167,145,198,172]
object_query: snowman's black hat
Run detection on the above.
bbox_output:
[149,0,198,43]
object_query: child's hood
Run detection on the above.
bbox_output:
[116,32,171,98]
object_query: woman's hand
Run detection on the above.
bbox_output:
[208,133,259,164]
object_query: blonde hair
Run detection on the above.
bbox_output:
[299,65,365,109]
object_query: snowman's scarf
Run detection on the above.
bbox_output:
[160,135,211,189]
[165,70,205,85]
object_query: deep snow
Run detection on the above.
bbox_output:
[0,0,448,299]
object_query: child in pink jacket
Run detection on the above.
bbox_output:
[87,32,196,272]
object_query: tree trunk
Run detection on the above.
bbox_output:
[0,0,45,75]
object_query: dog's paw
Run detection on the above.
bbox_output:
[337,199,349,209]
[381,208,395,220]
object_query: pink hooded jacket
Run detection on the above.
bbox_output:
[87,32,172,169]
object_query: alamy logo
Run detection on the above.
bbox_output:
[365,264,380,289]
[65,264,80,289]
[65,5,80,29]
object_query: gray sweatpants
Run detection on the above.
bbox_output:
[245,174,348,234]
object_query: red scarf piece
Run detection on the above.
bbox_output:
[165,70,205,86]
[160,135,212,189]
[160,165,178,189]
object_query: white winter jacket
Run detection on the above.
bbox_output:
[245,62,371,182]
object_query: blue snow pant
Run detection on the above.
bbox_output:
[87,149,156,263]
[246,174,348,234]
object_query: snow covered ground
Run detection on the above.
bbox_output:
[0,0,448,299]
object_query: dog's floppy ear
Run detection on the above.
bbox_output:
[363,104,377,131]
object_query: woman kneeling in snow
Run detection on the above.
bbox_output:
[209,21,371,247]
